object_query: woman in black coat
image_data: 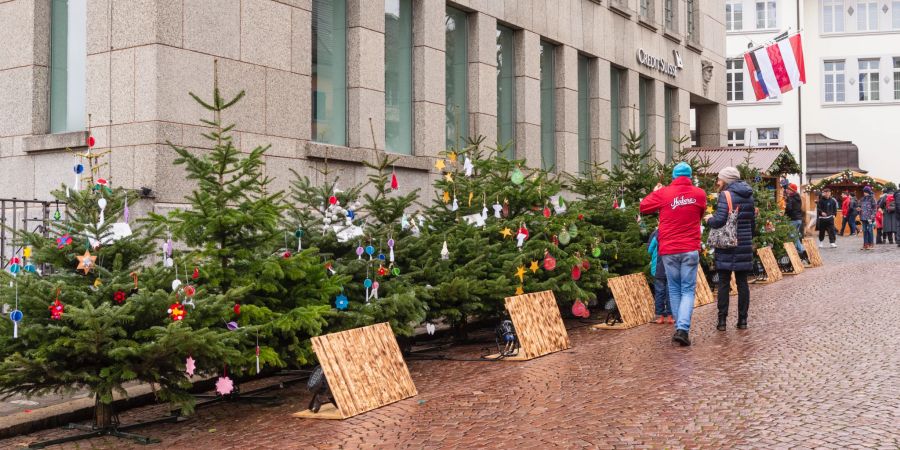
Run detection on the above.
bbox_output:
[706,166,756,331]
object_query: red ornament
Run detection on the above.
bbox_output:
[233,303,241,315]
[377,265,387,277]
[88,135,95,147]
[282,251,292,259]
[391,172,399,190]
[612,198,619,209]
[96,178,108,186]
[168,302,186,321]
[543,206,551,218]
[551,235,559,246]
[582,259,590,271]
[183,285,196,297]
[517,225,529,240]
[571,265,581,281]
[49,299,65,320]
[543,251,557,271]
[113,290,127,304]
[571,299,588,318]
[578,214,584,220]
[328,195,338,205]
[192,267,200,279]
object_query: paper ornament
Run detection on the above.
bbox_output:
[516,225,529,248]
[440,241,449,260]
[444,172,454,183]
[215,376,234,396]
[23,247,31,258]
[168,302,185,321]
[185,356,196,377]
[113,290,126,304]
[93,278,103,289]
[500,227,513,238]
[463,157,474,176]
[571,265,582,281]
[543,206,551,218]
[49,299,64,320]
[481,204,488,221]
[515,265,526,283]
[391,170,399,190]
[425,323,436,335]
[529,260,539,273]
[511,168,525,185]
[442,191,450,204]
[468,191,473,207]
[76,250,96,274]
[450,196,459,211]
[335,293,349,310]
[57,234,72,249]
[543,251,557,271]
[492,202,503,218]
[515,286,524,295]
[448,151,457,163]
[572,300,589,318]
[435,159,446,171]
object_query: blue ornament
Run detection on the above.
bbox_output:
[335,294,349,310]
[8,264,19,274]
[74,164,84,174]
[23,263,35,273]
[9,310,22,322]
[378,253,386,261]
[363,278,373,289]
[347,210,355,220]
[365,245,375,256]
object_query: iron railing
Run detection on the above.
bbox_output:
[0,198,65,270]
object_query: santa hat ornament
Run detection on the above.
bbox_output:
[391,168,399,190]
[516,224,529,249]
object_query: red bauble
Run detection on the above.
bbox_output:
[578,214,584,220]
[49,299,65,320]
[571,265,581,281]
[543,207,551,218]
[571,299,588,318]
[233,304,241,315]
[328,195,338,205]
[543,252,557,271]
[183,285,196,297]
[113,290,127,304]
[582,260,590,271]
[88,135,95,147]
[282,251,292,259]
[192,267,200,279]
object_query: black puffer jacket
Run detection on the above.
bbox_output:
[708,180,756,272]
[784,192,803,221]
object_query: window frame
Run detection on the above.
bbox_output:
[823,59,846,103]
[756,128,780,146]
[444,6,469,151]
[858,58,880,102]
[577,55,592,175]
[384,0,414,155]
[856,1,878,31]
[894,57,900,100]
[311,0,348,147]
[496,24,517,158]
[50,0,87,134]
[726,58,745,102]
[726,0,744,31]
[664,0,677,32]
[727,129,746,147]
[755,0,777,29]
[539,40,557,171]
[821,0,845,33]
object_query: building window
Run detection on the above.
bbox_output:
[726,0,743,31]
[894,0,900,28]
[610,67,624,167]
[497,25,516,158]
[858,58,880,101]
[756,1,776,29]
[757,128,780,146]
[540,41,556,171]
[857,1,878,30]
[690,129,697,147]
[727,129,746,146]
[687,0,698,41]
[312,0,347,146]
[894,58,900,99]
[638,77,651,156]
[384,0,413,154]
[664,87,676,162]
[577,55,592,175]
[50,0,87,133]
[640,0,651,20]
[445,7,468,150]
[664,0,676,32]
[727,58,744,102]
[822,0,844,32]
[824,60,845,102]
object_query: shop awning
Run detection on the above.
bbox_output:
[685,146,797,176]
[805,133,865,178]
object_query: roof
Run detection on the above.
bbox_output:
[805,133,865,176]
[817,170,890,186]
[684,146,790,175]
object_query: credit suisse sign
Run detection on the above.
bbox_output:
[636,49,683,78]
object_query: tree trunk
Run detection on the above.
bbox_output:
[94,395,114,429]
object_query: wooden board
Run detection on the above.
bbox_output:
[802,238,823,267]
[694,270,715,307]
[298,322,417,420]
[783,242,806,274]
[483,353,531,361]
[756,247,783,283]
[503,290,570,360]
[593,273,655,330]
[292,403,343,420]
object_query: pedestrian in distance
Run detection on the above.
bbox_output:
[876,188,897,244]
[859,186,877,250]
[839,191,858,236]
[639,162,707,347]
[816,188,839,248]
[647,228,673,324]
[875,207,884,244]
[783,183,807,260]
[706,167,756,331]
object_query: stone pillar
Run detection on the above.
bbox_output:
[675,88,691,146]
[347,0,385,151]
[622,69,640,136]
[514,30,541,166]
[412,0,444,157]
[650,79,666,162]
[593,58,612,169]
[555,45,579,175]
[696,103,725,147]
[0,0,50,139]
[467,12,497,146]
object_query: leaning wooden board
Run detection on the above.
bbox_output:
[593,273,655,330]
[802,238,823,267]
[293,322,417,420]
[694,270,715,307]
[498,290,570,360]
[755,246,783,283]
[783,242,806,274]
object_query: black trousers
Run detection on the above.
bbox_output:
[717,269,750,321]
[818,218,836,243]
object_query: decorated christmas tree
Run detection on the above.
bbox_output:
[737,154,795,258]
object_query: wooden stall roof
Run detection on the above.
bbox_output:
[685,146,792,175]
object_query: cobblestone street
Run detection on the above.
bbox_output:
[5,239,900,449]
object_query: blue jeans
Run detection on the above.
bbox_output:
[840,214,857,235]
[653,277,671,316]
[861,220,874,245]
[661,251,700,332]
[790,219,805,253]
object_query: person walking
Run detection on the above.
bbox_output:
[639,162,707,346]
[876,188,897,244]
[859,186,877,250]
[783,183,807,260]
[706,167,756,331]
[816,188,838,248]
[839,192,858,236]
[875,207,884,244]
[647,228,673,324]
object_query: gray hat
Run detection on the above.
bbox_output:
[718,166,740,185]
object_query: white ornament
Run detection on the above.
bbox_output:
[492,202,503,219]
[463,157,474,176]
[426,323,436,335]
[440,240,449,260]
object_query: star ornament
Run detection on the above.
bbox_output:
[185,356,196,377]
[435,159,446,171]
[215,375,234,395]
[445,172,454,183]
[76,250,97,274]
[500,227,513,238]
[515,265,526,283]
[529,260,539,273]
[515,286,524,295]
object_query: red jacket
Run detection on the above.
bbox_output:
[875,209,883,228]
[639,177,707,255]
[841,196,850,217]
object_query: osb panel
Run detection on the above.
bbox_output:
[309,322,417,419]
[694,270,715,307]
[595,273,655,330]
[802,238,823,267]
[504,290,571,360]
[783,242,806,274]
[756,247,783,283]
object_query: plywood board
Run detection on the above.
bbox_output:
[694,270,715,307]
[802,238,823,267]
[292,403,343,420]
[783,242,806,274]
[593,273,655,330]
[756,247,783,283]
[503,290,571,360]
[300,322,417,420]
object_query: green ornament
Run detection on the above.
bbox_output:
[53,210,61,221]
[558,230,571,245]
[592,247,601,258]
[392,267,401,276]
[294,229,304,238]
[568,223,578,238]
[511,168,525,185]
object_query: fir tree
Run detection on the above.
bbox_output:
[737,152,795,258]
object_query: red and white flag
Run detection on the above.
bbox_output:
[744,33,806,101]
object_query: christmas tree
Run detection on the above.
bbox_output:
[0,186,238,429]
[737,153,795,258]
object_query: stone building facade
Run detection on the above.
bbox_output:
[0,0,726,210]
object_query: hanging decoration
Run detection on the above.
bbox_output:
[363,277,373,302]
[516,224,529,248]
[53,202,62,221]
[295,228,304,251]
[571,264,582,281]
[444,172,453,183]
[255,333,261,374]
[543,205,551,218]
[442,191,450,204]
[450,196,459,212]
[440,240,450,260]
[568,223,578,238]
[515,286,524,295]
[8,257,20,275]
[390,168,399,190]
[502,199,510,217]
[76,250,96,274]
[558,229,571,246]
[571,299,589,318]
[185,356,196,377]
[365,244,376,260]
[215,372,234,396]
[335,291,349,310]
[529,260,539,273]
[388,237,395,263]
[447,151,457,163]
[226,321,239,331]
[168,302,186,321]
[425,323,436,335]
[56,233,72,249]
[9,281,21,338]
[515,265,526,283]
[113,290,126,304]
[500,227,512,239]
[543,250,557,271]
[492,201,503,219]
[612,196,619,209]
[463,157,474,176]
[49,288,64,320]
[434,159,446,171]
[511,167,525,185]
[356,244,364,259]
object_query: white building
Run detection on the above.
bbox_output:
[725,0,900,183]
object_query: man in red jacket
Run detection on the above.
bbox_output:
[639,162,707,346]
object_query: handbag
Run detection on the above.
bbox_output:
[707,191,740,249]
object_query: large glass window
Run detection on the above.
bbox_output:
[577,55,591,175]
[856,1,878,30]
[687,0,697,40]
[312,0,347,146]
[894,58,900,100]
[727,58,744,102]
[640,0,651,20]
[50,0,87,133]
[384,0,413,154]
[664,0,676,31]
[858,58,880,101]
[822,0,844,32]
[497,25,516,158]
[727,129,746,146]
[664,86,676,162]
[726,0,743,31]
[756,1,776,29]
[610,67,623,167]
[824,60,845,103]
[757,128,780,146]
[540,41,556,171]
[445,7,468,150]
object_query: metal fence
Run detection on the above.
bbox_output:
[0,198,63,270]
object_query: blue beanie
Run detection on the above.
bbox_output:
[672,162,692,179]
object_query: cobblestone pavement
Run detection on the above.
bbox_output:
[5,238,900,449]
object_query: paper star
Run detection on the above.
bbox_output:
[442,191,451,203]
[435,159,446,171]
[185,356,196,376]
[515,286,524,295]
[215,375,234,395]
[500,227,513,238]
[445,172,453,182]
[76,250,96,274]
[529,260,539,273]
[448,151,458,163]
[515,265,526,283]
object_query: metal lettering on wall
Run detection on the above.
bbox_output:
[636,49,683,78]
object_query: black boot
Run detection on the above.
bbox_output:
[736,318,748,329]
[716,316,727,331]
[672,330,691,346]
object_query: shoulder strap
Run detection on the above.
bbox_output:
[723,191,737,213]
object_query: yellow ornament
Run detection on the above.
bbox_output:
[443,191,450,203]
[23,246,32,258]
[448,151,458,163]
[468,191,474,207]
[515,265,526,283]
[500,227,513,238]
[435,159,446,171]
[93,278,103,288]
[529,260,539,273]
[445,172,453,182]
[515,286,524,295]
